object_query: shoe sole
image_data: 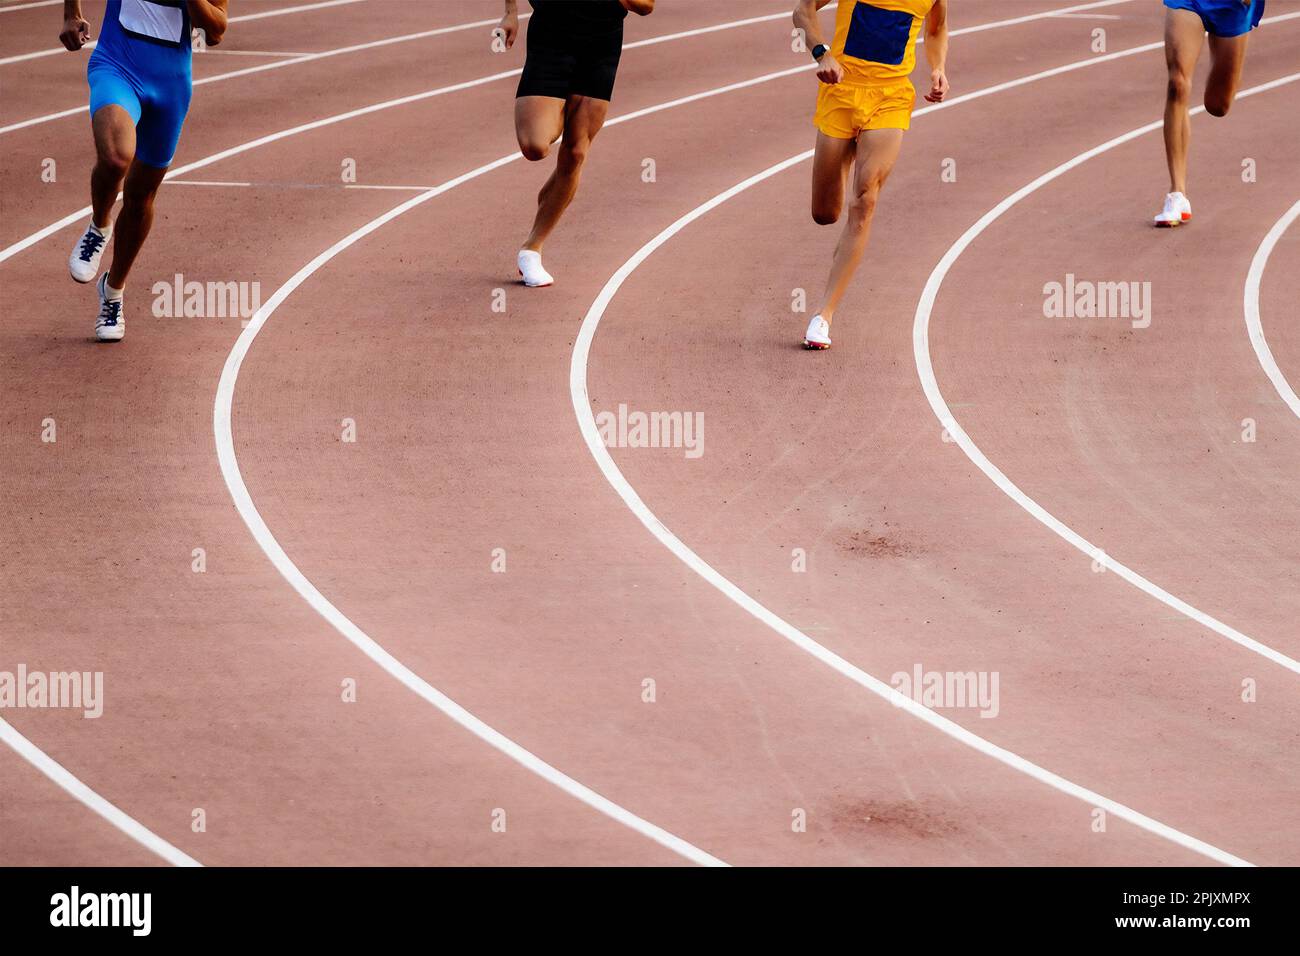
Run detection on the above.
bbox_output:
[95,331,124,342]
[1154,213,1192,228]
[803,340,831,350]
[518,268,553,288]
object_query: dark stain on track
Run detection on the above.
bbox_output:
[839,525,921,558]
[829,798,961,841]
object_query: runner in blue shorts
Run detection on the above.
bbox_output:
[59,1,229,341]
[1154,0,1266,227]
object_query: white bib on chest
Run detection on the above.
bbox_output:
[118,0,186,44]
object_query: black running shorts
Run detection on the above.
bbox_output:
[516,0,626,103]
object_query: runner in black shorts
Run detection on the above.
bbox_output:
[497,0,655,287]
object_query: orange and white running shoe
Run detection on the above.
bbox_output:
[1154,192,1192,227]
[803,314,831,350]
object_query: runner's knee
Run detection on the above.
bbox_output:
[811,203,840,226]
[558,137,590,169]
[1204,91,1232,117]
[849,181,881,218]
[519,135,551,162]
[1166,69,1193,104]
[95,145,132,181]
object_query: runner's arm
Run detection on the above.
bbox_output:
[59,0,92,51]
[793,0,842,84]
[187,0,228,45]
[923,0,949,103]
[620,0,655,14]
[498,0,519,49]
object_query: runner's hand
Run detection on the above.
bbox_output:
[925,68,949,102]
[496,12,518,49]
[816,54,844,85]
[60,16,92,51]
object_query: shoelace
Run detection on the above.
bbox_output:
[97,297,122,328]
[78,230,106,263]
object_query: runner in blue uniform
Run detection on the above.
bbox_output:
[1154,0,1266,227]
[60,0,228,341]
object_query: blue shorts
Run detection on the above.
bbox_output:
[1164,0,1265,38]
[87,0,193,168]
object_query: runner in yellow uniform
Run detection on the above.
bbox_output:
[793,0,948,349]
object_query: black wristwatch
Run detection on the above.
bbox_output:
[811,43,828,61]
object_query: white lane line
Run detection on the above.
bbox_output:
[0,1,62,12]
[195,49,315,58]
[1244,199,1300,421]
[213,34,1243,868]
[913,71,1300,677]
[0,0,366,64]
[165,179,436,191]
[565,78,1300,873]
[0,717,200,867]
[0,43,97,65]
[226,0,365,22]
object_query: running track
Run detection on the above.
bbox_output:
[2,0,1298,866]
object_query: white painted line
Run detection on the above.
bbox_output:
[0,0,62,12]
[565,71,1300,874]
[1244,199,1300,421]
[230,0,365,23]
[196,49,315,58]
[0,717,200,867]
[913,71,1300,677]
[0,42,97,65]
[166,179,437,191]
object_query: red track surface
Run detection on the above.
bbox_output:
[2,0,1298,866]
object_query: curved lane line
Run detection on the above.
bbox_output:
[0,717,200,866]
[1243,199,1300,421]
[913,73,1300,677]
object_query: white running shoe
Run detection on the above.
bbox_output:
[803,314,831,350]
[94,274,124,342]
[517,249,554,287]
[1154,192,1192,227]
[70,222,111,283]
